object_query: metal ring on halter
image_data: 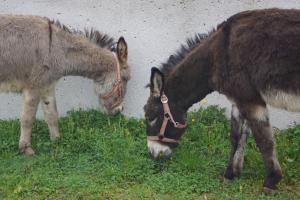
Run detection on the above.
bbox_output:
[161,94,168,103]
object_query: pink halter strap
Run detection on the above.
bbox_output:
[99,52,123,110]
[147,93,187,144]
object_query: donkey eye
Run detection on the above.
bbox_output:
[148,118,157,126]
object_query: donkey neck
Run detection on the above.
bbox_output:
[164,43,213,111]
[63,37,116,80]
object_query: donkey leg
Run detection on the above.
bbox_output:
[19,89,40,155]
[242,104,282,193]
[224,104,249,180]
[231,125,248,177]
[41,85,59,141]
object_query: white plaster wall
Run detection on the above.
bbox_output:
[0,0,299,129]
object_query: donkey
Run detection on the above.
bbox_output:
[144,8,300,193]
[0,15,130,155]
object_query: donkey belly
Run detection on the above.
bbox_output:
[261,90,300,112]
[0,81,25,93]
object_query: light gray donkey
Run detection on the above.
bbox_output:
[0,15,131,155]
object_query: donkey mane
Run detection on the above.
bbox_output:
[159,32,214,76]
[51,20,115,50]
[158,10,259,77]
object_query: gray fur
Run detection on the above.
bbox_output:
[0,15,130,154]
[232,121,249,175]
[224,104,250,178]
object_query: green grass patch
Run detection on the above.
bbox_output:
[0,106,299,199]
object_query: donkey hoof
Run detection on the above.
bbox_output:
[223,167,236,180]
[219,171,234,183]
[263,187,278,195]
[20,146,35,156]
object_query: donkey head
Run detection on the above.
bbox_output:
[95,37,130,115]
[144,68,187,159]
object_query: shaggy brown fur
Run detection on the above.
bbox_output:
[144,8,300,193]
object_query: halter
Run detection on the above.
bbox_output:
[147,93,187,144]
[99,52,123,110]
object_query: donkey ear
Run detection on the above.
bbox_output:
[150,67,164,97]
[116,36,128,63]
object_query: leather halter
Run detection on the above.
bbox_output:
[99,52,123,110]
[147,93,187,144]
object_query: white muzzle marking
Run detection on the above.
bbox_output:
[147,140,172,159]
[108,104,123,115]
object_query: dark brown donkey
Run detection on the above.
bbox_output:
[144,8,300,193]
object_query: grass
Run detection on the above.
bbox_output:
[0,106,299,200]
